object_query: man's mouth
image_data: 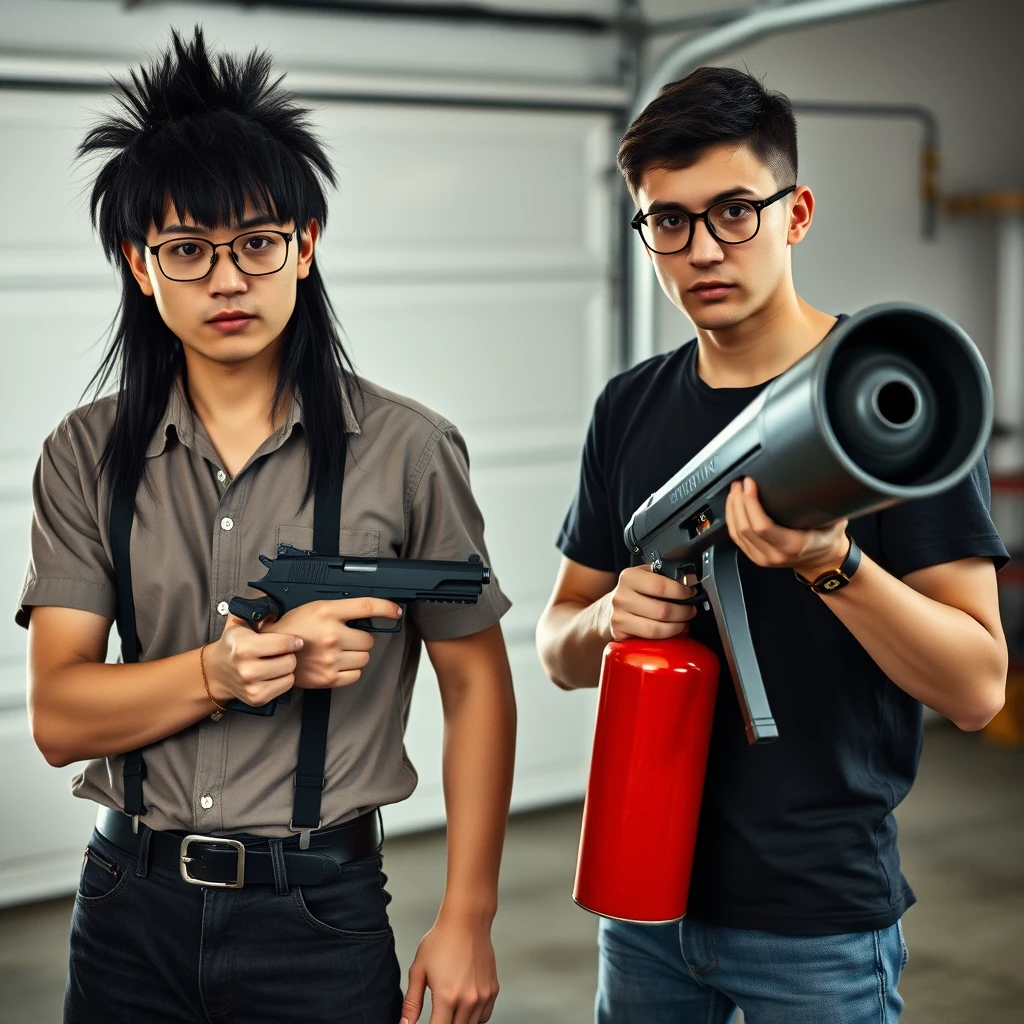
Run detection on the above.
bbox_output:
[206,310,257,331]
[689,282,734,301]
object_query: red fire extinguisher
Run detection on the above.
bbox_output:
[573,635,719,924]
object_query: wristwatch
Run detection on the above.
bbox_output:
[794,533,861,594]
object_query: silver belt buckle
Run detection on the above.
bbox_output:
[179,835,246,889]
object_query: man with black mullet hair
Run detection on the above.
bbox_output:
[538,66,1007,1022]
[19,28,515,1024]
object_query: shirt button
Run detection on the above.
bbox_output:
[200,795,214,810]
[220,517,234,532]
[216,470,227,483]
[217,601,230,616]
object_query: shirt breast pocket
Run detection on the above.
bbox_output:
[275,525,380,557]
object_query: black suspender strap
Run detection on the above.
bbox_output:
[292,441,346,849]
[109,484,146,829]
[108,439,347,846]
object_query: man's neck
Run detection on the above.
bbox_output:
[693,289,837,390]
[183,343,285,478]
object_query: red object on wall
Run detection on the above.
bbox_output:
[573,636,720,924]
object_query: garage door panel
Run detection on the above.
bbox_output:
[0,92,110,285]
[335,278,611,448]
[314,105,613,280]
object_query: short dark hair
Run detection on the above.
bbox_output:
[617,66,797,197]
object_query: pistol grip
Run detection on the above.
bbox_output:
[228,595,279,626]
[228,689,294,716]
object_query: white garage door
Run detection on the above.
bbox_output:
[0,89,613,903]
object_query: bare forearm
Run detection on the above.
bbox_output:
[536,598,610,690]
[438,667,516,923]
[29,649,214,766]
[820,556,1007,730]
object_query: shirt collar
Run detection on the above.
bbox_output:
[145,376,361,459]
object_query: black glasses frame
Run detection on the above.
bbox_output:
[147,229,295,282]
[630,185,797,255]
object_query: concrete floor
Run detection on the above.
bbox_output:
[1,721,1021,1023]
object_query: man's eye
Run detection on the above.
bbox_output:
[721,204,752,220]
[174,243,203,257]
[245,236,273,251]
[657,215,686,230]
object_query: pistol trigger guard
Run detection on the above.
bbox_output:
[349,617,404,634]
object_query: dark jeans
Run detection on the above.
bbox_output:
[65,828,404,1023]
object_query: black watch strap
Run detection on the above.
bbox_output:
[794,533,861,594]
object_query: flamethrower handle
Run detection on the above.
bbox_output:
[701,543,779,744]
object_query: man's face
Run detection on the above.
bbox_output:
[123,203,316,366]
[635,143,806,332]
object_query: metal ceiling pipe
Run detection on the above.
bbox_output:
[150,0,616,33]
[627,0,947,365]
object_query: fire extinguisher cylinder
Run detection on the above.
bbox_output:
[573,635,719,924]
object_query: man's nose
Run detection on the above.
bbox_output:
[207,249,248,295]
[688,218,724,265]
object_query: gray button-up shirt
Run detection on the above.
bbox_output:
[18,377,510,836]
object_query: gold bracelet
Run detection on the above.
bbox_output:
[199,643,229,721]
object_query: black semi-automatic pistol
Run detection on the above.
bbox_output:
[227,544,490,715]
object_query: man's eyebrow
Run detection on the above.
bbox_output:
[158,215,279,236]
[646,187,760,214]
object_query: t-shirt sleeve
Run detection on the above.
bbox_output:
[16,420,117,628]
[556,385,621,573]
[403,424,511,642]
[877,451,1009,579]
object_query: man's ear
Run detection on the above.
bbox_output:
[296,220,319,280]
[787,185,815,245]
[121,239,155,296]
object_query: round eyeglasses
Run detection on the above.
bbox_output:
[631,186,796,255]
[147,229,294,282]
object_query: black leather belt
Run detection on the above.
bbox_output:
[95,806,381,889]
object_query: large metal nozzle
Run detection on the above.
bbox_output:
[822,307,990,493]
[749,303,993,530]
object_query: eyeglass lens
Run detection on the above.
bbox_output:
[157,232,289,281]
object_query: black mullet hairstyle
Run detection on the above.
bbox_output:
[79,26,358,507]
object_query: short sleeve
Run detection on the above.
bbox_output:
[16,421,117,628]
[556,386,620,573]
[878,451,1009,579]
[403,425,511,642]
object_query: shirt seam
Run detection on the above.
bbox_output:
[404,423,450,524]
[893,532,1004,558]
[22,575,112,590]
[359,381,452,434]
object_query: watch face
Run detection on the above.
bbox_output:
[814,572,848,594]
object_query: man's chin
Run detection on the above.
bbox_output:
[685,303,748,332]
[185,335,278,366]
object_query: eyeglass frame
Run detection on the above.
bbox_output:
[630,185,797,255]
[147,229,295,282]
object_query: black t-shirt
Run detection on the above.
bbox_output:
[558,328,1008,936]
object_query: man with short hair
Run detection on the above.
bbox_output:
[20,29,515,1024]
[537,66,1007,1023]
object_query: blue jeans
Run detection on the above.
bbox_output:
[64,828,403,1023]
[596,916,908,1024]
